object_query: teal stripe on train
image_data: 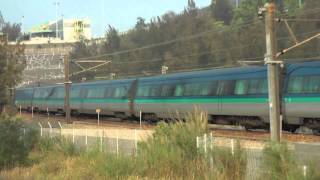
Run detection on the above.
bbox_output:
[28,96,320,105]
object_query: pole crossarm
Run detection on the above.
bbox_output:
[276,33,320,58]
[71,60,111,76]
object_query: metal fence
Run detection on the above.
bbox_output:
[196,133,313,180]
[30,122,317,179]
[37,121,152,156]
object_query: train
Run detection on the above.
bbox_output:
[15,61,320,131]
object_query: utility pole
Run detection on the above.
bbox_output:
[64,55,71,123]
[263,1,281,142]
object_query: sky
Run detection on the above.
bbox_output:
[0,0,211,38]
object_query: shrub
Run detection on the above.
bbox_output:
[0,115,38,169]
[136,108,210,178]
[261,142,304,180]
[37,137,79,156]
[209,143,247,180]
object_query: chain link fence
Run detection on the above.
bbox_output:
[196,133,317,180]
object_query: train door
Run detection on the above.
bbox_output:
[79,88,88,114]
[216,81,224,113]
[128,79,138,117]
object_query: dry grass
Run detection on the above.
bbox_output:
[2,109,318,179]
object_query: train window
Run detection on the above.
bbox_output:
[149,86,161,97]
[41,89,49,98]
[27,90,33,98]
[198,83,210,96]
[56,88,64,98]
[114,86,127,98]
[234,80,248,95]
[87,88,105,98]
[208,81,218,96]
[248,79,262,94]
[302,75,320,93]
[161,84,175,97]
[174,85,184,96]
[184,82,210,96]
[218,80,235,96]
[184,83,197,96]
[137,86,150,97]
[105,88,113,98]
[287,76,303,93]
[260,79,268,94]
[34,89,41,98]
[71,88,80,98]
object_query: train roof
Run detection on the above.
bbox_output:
[72,78,135,86]
[16,60,320,90]
[139,65,267,82]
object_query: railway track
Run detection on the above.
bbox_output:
[20,112,320,143]
[20,112,155,130]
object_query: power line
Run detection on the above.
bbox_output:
[277,29,320,41]
[109,42,259,65]
[279,7,320,17]
[284,18,320,22]
[72,20,261,61]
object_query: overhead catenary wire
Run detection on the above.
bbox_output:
[276,29,320,41]
[72,20,262,61]
[283,18,320,22]
[108,42,260,65]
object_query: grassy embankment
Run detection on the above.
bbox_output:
[0,110,319,179]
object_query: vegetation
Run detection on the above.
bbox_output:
[70,0,320,81]
[261,142,320,180]
[0,110,247,179]
[0,110,319,179]
[0,115,37,170]
[0,12,25,112]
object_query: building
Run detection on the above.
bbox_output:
[22,18,91,44]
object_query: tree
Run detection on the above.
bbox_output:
[0,11,4,30]
[104,25,120,52]
[0,30,25,110]
[211,0,233,25]
[0,13,24,106]
[0,115,38,169]
[1,23,21,42]
[64,0,320,81]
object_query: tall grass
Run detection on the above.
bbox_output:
[260,142,320,180]
[5,109,319,179]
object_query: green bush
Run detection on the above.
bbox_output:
[37,137,79,156]
[261,142,320,180]
[0,115,38,169]
[209,143,247,180]
[0,109,248,179]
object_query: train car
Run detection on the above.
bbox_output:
[15,87,34,111]
[65,79,135,117]
[134,66,269,128]
[284,61,320,130]
[33,86,56,112]
[46,85,64,114]
[14,61,320,131]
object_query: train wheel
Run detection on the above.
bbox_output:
[71,110,80,117]
[284,124,299,133]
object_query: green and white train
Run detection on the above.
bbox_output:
[15,61,320,131]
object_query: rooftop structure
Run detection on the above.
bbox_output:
[21,18,91,44]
